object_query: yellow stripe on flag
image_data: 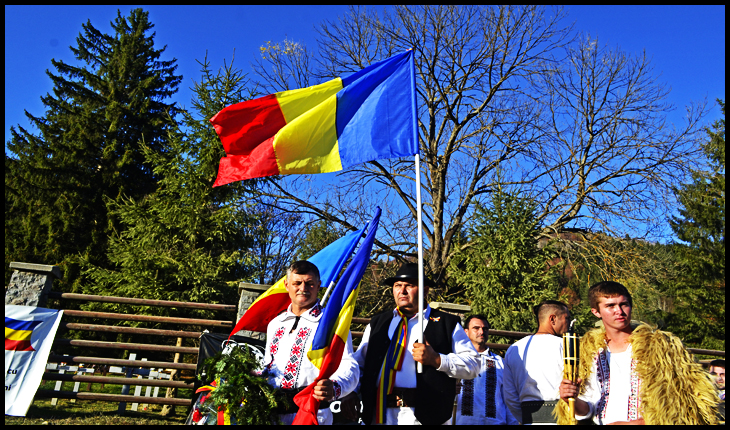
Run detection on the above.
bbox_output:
[248,276,288,309]
[273,93,342,175]
[5,328,33,341]
[307,287,359,369]
[276,78,343,123]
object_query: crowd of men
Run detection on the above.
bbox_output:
[254,260,724,425]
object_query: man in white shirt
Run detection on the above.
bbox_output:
[558,281,717,425]
[559,283,640,425]
[354,263,479,425]
[455,314,519,425]
[502,300,570,424]
[261,260,359,425]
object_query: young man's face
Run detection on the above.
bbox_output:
[709,365,725,390]
[392,279,424,317]
[285,271,321,311]
[591,295,632,330]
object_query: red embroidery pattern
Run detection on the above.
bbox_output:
[333,380,342,400]
[264,327,286,374]
[628,358,642,420]
[281,327,312,390]
[271,329,285,355]
[309,302,322,318]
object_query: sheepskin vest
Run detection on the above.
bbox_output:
[553,324,718,425]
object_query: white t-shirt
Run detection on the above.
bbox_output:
[502,334,565,423]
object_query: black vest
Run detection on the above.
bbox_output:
[361,308,460,425]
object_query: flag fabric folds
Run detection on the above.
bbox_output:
[5,305,64,416]
[292,208,382,425]
[228,226,365,336]
[211,50,417,186]
[5,318,42,352]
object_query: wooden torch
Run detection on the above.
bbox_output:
[562,319,579,425]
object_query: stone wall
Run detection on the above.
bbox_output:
[5,262,62,308]
[234,282,272,341]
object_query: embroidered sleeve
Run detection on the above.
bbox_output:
[333,380,342,400]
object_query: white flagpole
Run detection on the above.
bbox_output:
[415,153,425,374]
[408,48,425,374]
[320,281,336,307]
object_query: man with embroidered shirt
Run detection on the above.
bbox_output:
[261,260,359,425]
[354,263,479,425]
[455,314,519,425]
[557,281,718,425]
[502,300,571,424]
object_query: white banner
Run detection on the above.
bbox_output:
[5,305,63,416]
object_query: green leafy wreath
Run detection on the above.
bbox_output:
[198,345,288,425]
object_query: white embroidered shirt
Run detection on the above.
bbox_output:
[577,344,641,425]
[456,348,520,425]
[262,301,359,401]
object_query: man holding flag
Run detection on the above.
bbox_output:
[354,263,479,425]
[260,259,359,425]
[208,45,429,424]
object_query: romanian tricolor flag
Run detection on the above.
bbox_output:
[211,50,417,186]
[5,317,41,352]
[229,226,365,335]
[292,208,381,425]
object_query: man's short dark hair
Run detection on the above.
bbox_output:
[464,314,490,330]
[709,359,725,369]
[532,300,569,326]
[588,281,633,309]
[286,260,320,281]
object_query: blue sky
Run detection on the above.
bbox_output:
[4,5,725,245]
[5,5,725,147]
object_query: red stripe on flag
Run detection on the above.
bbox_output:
[210,94,287,155]
[230,292,291,334]
[5,338,34,352]
[292,335,347,425]
[213,136,280,186]
[317,333,347,379]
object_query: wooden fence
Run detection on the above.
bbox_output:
[37,292,238,410]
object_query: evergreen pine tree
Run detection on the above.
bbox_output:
[665,99,725,350]
[80,54,259,318]
[449,190,564,333]
[5,8,181,289]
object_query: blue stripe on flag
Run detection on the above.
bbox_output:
[308,228,365,291]
[336,51,418,168]
[310,208,382,351]
[5,317,42,331]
